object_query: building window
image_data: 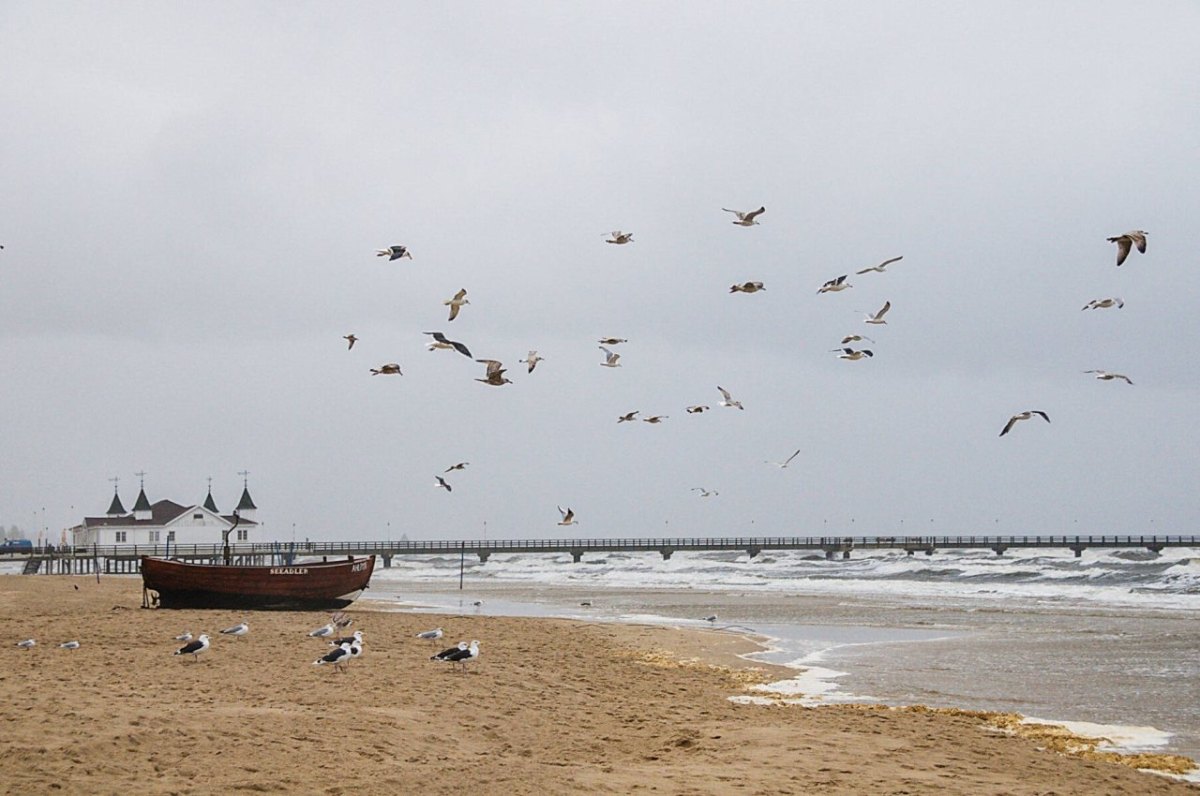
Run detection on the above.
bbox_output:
[149,531,160,543]
[167,531,175,542]
[115,531,127,543]
[236,529,248,542]
[193,513,203,520]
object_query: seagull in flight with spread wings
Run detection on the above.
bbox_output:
[1081,298,1124,311]
[605,231,633,245]
[474,359,512,386]
[999,410,1050,437]
[443,289,470,321]
[599,346,621,367]
[863,301,891,325]
[1107,230,1147,266]
[376,245,412,261]
[818,275,852,294]
[557,506,577,525]
[717,386,743,410]
[1084,370,1134,385]
[424,331,472,358]
[855,256,903,275]
[722,206,766,226]
[766,449,802,469]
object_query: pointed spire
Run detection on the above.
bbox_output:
[107,490,126,516]
[132,471,151,520]
[235,470,257,519]
[203,476,218,513]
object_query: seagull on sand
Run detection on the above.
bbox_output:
[863,301,891,325]
[376,245,412,261]
[557,506,577,526]
[370,363,402,375]
[329,630,364,647]
[308,622,336,638]
[1107,230,1147,266]
[686,405,710,414]
[855,256,904,275]
[617,411,639,423]
[691,488,718,497]
[605,231,633,244]
[314,643,353,673]
[1085,370,1134,385]
[439,640,480,673]
[766,449,801,469]
[717,386,744,410]
[332,612,353,630]
[424,331,472,358]
[444,462,469,472]
[835,348,874,360]
[415,627,444,643]
[522,350,544,373]
[598,337,627,346]
[59,641,81,650]
[432,641,469,661]
[1081,298,1124,311]
[16,639,35,649]
[220,622,249,640]
[435,475,453,492]
[174,631,193,642]
[599,346,621,367]
[474,359,512,386]
[818,275,852,294]
[701,615,717,623]
[999,411,1050,437]
[343,334,358,350]
[840,334,874,345]
[174,634,210,661]
[642,415,668,424]
[729,281,765,294]
[722,206,766,226]
[443,289,470,321]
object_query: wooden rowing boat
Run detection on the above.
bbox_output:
[140,555,375,610]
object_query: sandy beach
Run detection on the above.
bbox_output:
[1,575,1195,795]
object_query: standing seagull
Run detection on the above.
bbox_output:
[474,359,512,386]
[308,622,336,638]
[1084,370,1134,384]
[220,622,249,640]
[863,301,891,325]
[435,475,453,492]
[605,231,633,244]
[432,640,469,661]
[818,275,852,294]
[440,640,480,673]
[343,334,358,350]
[1107,231,1148,266]
[1081,298,1124,311]
[729,281,766,294]
[557,506,577,526]
[59,641,81,650]
[329,630,363,647]
[443,289,470,321]
[722,206,766,226]
[16,639,36,650]
[717,386,744,410]
[415,627,444,643]
[174,631,193,642]
[599,346,622,368]
[766,449,802,469]
[314,643,353,673]
[424,331,472,358]
[999,411,1050,437]
[855,256,904,275]
[522,351,544,373]
[174,634,210,661]
[376,245,412,261]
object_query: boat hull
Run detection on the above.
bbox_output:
[140,555,375,610]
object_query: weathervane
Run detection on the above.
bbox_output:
[108,475,120,493]
[134,470,147,488]
[238,469,250,487]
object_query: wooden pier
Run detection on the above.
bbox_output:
[5,534,1196,574]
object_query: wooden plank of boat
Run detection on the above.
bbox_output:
[140,555,375,610]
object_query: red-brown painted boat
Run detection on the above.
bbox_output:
[140,555,375,610]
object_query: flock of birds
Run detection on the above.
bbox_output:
[14,609,481,674]
[349,216,1151,518]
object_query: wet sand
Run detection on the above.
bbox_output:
[1,575,1195,795]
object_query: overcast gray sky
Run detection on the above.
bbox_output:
[3,3,1198,544]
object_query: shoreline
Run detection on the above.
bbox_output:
[2,574,1197,794]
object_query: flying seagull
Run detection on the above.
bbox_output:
[691,488,718,497]
[717,386,743,410]
[474,359,512,386]
[840,334,874,345]
[343,334,358,350]
[435,475,452,492]
[686,405,710,414]
[557,506,577,526]
[818,275,852,294]
[174,634,210,661]
[598,337,627,345]
[376,245,412,261]
[444,462,469,472]
[424,331,472,358]
[1084,370,1134,385]
[617,411,639,423]
[835,348,874,360]
[766,449,802,469]
[722,206,766,226]
[855,256,904,275]
[999,410,1050,437]
[331,612,353,630]
[522,351,544,373]
[443,289,470,321]
[1107,230,1147,266]
[642,415,668,424]
[605,231,633,244]
[599,346,621,367]
[220,622,249,640]
[729,281,765,294]
[863,301,891,325]
[1081,298,1124,311]
[370,363,403,375]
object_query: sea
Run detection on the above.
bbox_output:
[363,545,1200,777]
